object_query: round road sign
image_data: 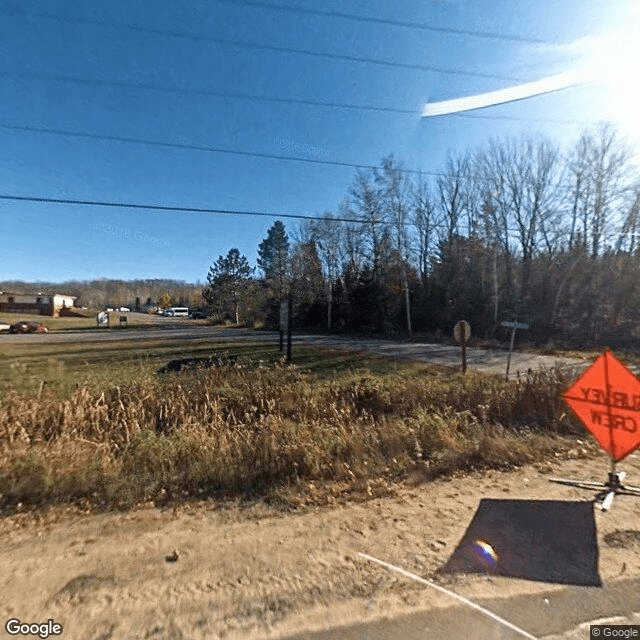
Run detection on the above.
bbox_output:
[454,320,471,344]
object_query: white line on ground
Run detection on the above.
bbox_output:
[357,552,538,640]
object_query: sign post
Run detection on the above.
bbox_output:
[286,293,293,363]
[551,350,640,510]
[453,320,471,374]
[501,320,529,380]
[279,301,288,353]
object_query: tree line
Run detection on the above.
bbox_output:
[206,122,640,347]
[0,279,202,311]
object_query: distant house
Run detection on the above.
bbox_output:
[0,291,77,317]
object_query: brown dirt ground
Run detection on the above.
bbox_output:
[2,445,640,640]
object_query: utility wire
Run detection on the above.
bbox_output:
[0,194,565,243]
[0,69,586,125]
[0,193,535,237]
[0,122,443,177]
[219,0,554,45]
[0,70,416,116]
[2,6,527,83]
[0,194,364,223]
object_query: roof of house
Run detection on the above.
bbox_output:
[0,291,77,299]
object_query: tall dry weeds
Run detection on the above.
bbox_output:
[0,363,582,510]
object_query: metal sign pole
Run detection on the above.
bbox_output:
[501,319,529,381]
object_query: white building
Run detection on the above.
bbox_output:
[0,292,77,317]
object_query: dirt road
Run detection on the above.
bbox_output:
[2,449,640,640]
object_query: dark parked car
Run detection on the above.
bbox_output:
[9,320,49,334]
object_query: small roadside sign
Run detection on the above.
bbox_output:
[501,321,529,330]
[453,320,471,344]
[97,311,109,327]
[563,351,640,461]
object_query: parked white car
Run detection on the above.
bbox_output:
[163,307,189,317]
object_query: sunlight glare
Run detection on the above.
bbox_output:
[585,7,640,154]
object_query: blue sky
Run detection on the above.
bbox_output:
[1,0,638,284]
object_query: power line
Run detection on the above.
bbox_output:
[0,70,416,116]
[0,121,443,177]
[0,194,363,223]
[0,69,586,125]
[0,193,564,239]
[2,6,527,83]
[219,0,554,45]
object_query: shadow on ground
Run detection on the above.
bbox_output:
[439,498,601,586]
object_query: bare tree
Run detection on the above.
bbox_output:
[412,173,438,286]
[437,154,471,244]
[347,171,385,282]
[568,123,631,258]
[376,156,413,334]
[511,137,563,294]
[474,141,515,309]
[307,213,343,332]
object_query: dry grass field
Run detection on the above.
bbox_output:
[0,326,588,514]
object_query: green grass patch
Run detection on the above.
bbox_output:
[0,334,278,397]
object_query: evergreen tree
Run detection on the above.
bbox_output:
[203,249,254,324]
[257,221,290,299]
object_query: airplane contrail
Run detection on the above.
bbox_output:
[422,67,593,117]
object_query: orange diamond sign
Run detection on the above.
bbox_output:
[564,351,640,461]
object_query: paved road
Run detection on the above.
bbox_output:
[1,325,587,377]
[283,576,640,640]
[291,333,586,377]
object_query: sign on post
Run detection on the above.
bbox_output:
[563,351,640,461]
[501,319,529,380]
[453,320,471,374]
[97,311,109,327]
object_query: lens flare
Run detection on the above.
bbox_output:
[473,539,498,569]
